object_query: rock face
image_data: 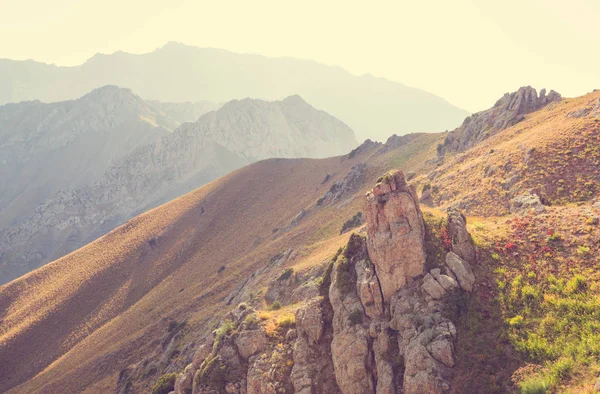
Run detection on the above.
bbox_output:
[329,235,374,394]
[292,298,340,394]
[0,94,358,284]
[446,209,476,263]
[442,86,561,153]
[365,171,426,301]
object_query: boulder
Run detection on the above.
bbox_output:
[295,298,325,344]
[510,193,546,214]
[234,330,267,360]
[365,170,426,301]
[422,273,447,300]
[445,252,475,292]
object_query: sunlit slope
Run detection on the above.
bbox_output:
[420,90,600,216]
[1,133,441,393]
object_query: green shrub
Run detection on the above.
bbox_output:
[563,274,587,295]
[244,313,259,326]
[212,319,235,353]
[198,355,227,391]
[519,376,549,394]
[335,257,355,295]
[269,301,282,311]
[509,315,524,327]
[151,373,177,394]
[548,356,573,384]
[577,245,590,255]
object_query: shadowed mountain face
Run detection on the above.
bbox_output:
[0,92,357,284]
[0,42,469,141]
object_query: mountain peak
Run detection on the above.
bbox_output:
[442,86,562,153]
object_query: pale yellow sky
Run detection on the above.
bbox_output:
[0,0,598,112]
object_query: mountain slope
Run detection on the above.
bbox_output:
[4,88,600,393]
[421,89,600,216]
[0,42,469,141]
[0,94,357,284]
[0,133,441,393]
[0,85,172,228]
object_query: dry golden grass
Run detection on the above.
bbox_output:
[1,133,441,393]
[429,90,600,216]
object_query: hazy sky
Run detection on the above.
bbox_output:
[1,0,598,112]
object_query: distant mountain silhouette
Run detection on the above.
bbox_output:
[0,42,468,141]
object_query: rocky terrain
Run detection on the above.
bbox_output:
[440,86,561,153]
[0,94,357,284]
[2,86,600,394]
[0,42,469,141]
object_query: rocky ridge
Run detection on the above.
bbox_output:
[441,86,561,153]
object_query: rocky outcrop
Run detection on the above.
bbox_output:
[291,298,340,394]
[146,172,476,394]
[510,193,546,214]
[317,164,366,206]
[446,208,476,263]
[442,86,561,153]
[364,171,426,302]
[329,235,375,394]
[567,98,600,119]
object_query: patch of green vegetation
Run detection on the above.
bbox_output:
[335,255,355,295]
[277,313,296,328]
[519,376,549,394]
[422,212,448,271]
[317,260,335,295]
[198,355,227,391]
[243,313,259,326]
[212,319,235,354]
[268,301,282,311]
[151,373,177,394]
[498,269,600,389]
[340,212,364,234]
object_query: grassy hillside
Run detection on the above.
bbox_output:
[0,133,440,393]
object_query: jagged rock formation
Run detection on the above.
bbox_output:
[442,86,561,153]
[0,95,357,284]
[122,170,477,394]
[364,171,426,301]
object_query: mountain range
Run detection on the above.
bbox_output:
[0,42,469,141]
